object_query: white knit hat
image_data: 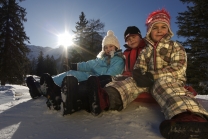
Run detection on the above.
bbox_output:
[97,30,120,58]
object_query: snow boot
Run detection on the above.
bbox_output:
[26,76,41,99]
[87,76,110,116]
[40,73,62,110]
[78,80,91,113]
[61,76,82,116]
[77,75,112,113]
[103,86,123,111]
[159,111,208,139]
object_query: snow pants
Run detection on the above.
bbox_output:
[106,76,208,119]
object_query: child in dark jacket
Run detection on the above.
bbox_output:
[121,26,146,77]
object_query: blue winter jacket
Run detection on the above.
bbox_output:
[53,50,124,86]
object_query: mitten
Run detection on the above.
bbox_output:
[112,75,129,81]
[132,69,154,87]
[145,72,154,82]
[63,63,77,71]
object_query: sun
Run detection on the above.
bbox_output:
[57,31,74,47]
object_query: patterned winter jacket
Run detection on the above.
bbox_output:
[134,34,187,82]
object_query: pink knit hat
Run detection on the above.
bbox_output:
[145,9,174,37]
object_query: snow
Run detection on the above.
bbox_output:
[0,84,208,139]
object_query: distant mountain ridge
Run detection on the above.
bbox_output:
[26,45,65,60]
[26,44,99,63]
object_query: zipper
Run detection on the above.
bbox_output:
[153,42,158,71]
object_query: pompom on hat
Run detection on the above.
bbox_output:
[145,8,174,37]
[97,30,120,58]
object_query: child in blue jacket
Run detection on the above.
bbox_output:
[26,30,125,113]
[52,30,124,86]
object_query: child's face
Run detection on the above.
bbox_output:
[150,23,169,42]
[125,34,141,49]
[104,44,117,55]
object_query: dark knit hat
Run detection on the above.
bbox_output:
[124,26,141,41]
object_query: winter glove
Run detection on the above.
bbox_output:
[63,63,77,71]
[97,75,112,88]
[70,63,77,70]
[132,69,154,87]
[63,64,70,71]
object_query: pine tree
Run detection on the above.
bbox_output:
[176,0,208,51]
[176,0,208,94]
[26,57,36,75]
[50,55,57,75]
[30,57,37,75]
[36,51,44,76]
[85,19,105,54]
[44,55,57,76]
[0,0,30,85]
[73,12,88,48]
[71,12,105,62]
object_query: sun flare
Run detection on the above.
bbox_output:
[57,31,74,47]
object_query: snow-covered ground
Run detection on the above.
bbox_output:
[0,84,208,139]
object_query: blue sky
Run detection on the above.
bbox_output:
[19,0,188,50]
